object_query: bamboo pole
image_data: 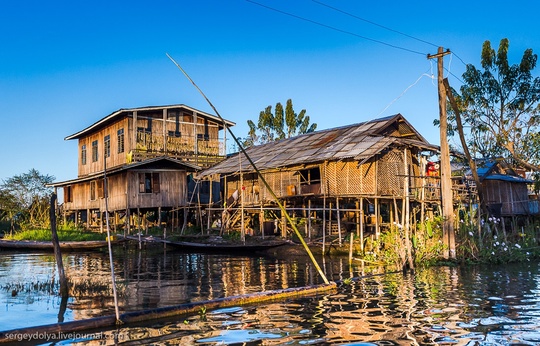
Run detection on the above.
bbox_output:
[167,54,329,284]
[103,157,121,323]
[0,282,337,343]
[322,195,326,255]
[336,197,342,246]
[308,199,312,240]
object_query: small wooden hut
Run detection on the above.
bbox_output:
[197,114,440,244]
[473,158,534,216]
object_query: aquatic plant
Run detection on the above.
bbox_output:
[4,229,107,241]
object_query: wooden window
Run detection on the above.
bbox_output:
[104,135,111,158]
[81,145,87,165]
[299,167,321,185]
[90,179,105,200]
[117,129,124,153]
[97,179,104,198]
[139,173,160,193]
[92,140,98,162]
[90,180,96,200]
[298,167,321,194]
[64,186,73,203]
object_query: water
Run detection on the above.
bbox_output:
[1,244,539,345]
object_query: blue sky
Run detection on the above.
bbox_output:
[1,0,539,183]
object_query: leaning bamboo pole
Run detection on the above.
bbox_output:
[0,282,337,343]
[103,156,121,323]
[167,54,329,284]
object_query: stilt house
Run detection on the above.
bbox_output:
[197,114,439,240]
[50,104,235,230]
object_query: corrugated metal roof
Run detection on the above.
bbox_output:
[65,104,236,140]
[199,114,436,177]
[50,157,201,187]
[484,174,533,183]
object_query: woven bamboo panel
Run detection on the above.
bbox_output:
[260,172,298,200]
[325,161,338,195]
[378,150,404,196]
[338,161,363,195]
[360,161,376,194]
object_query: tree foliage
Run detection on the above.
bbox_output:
[456,38,540,170]
[244,99,317,147]
[0,169,55,230]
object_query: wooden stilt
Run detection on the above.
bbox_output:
[336,197,342,246]
[308,200,312,240]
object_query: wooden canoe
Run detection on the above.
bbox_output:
[123,235,291,253]
[0,239,125,251]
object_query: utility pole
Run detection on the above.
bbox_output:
[428,47,456,259]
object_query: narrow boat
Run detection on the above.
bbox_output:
[0,239,124,251]
[122,235,291,253]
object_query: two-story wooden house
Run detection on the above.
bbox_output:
[51,104,235,230]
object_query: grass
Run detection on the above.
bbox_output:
[4,229,107,241]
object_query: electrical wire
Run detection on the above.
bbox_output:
[246,0,427,56]
[311,0,440,49]
[452,52,469,67]
[377,68,434,117]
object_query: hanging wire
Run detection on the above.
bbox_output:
[311,0,440,48]
[377,68,434,117]
[166,53,330,285]
[246,0,427,56]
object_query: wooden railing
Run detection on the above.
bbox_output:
[133,131,225,168]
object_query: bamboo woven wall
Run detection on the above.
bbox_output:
[324,161,366,196]
[257,171,298,201]
[377,149,405,196]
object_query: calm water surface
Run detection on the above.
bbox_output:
[0,244,539,345]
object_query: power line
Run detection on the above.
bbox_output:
[312,0,440,49]
[246,0,427,56]
[451,52,469,67]
[377,68,434,117]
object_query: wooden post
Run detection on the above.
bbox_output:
[322,195,326,255]
[329,202,333,239]
[260,202,264,238]
[336,197,342,246]
[50,193,68,298]
[308,199,312,240]
[349,230,354,266]
[404,148,414,270]
[208,178,213,234]
[281,200,287,238]
[99,210,103,233]
[375,198,379,239]
[125,208,130,237]
[137,207,142,249]
[428,47,455,259]
[357,199,363,254]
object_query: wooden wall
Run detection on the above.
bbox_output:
[78,118,129,177]
[63,169,188,213]
[483,180,531,216]
[127,170,187,209]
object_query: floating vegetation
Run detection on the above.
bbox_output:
[1,278,126,298]
[4,228,107,241]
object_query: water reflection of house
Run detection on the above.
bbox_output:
[50,105,234,230]
[197,114,440,242]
